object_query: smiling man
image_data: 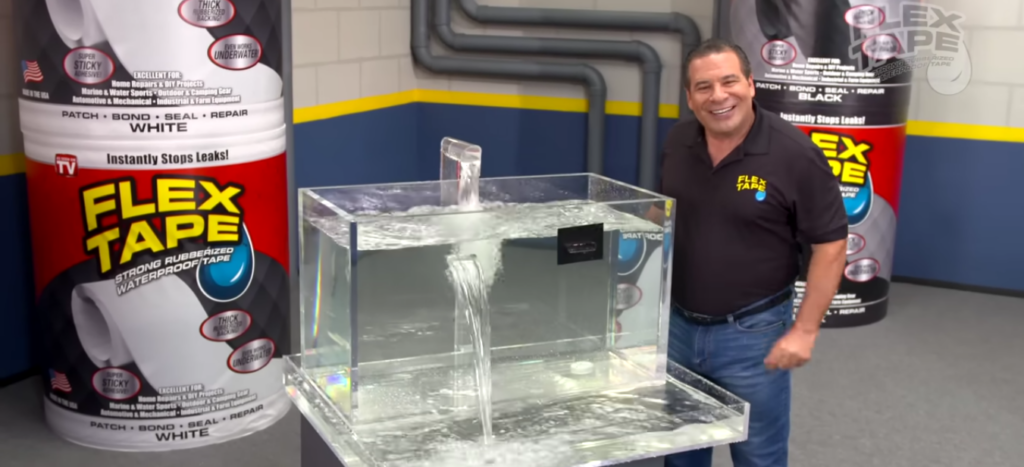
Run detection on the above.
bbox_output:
[657,39,848,467]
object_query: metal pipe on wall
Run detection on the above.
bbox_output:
[412,0,607,173]
[456,0,702,190]
[435,0,661,180]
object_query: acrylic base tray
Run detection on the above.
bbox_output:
[284,354,750,467]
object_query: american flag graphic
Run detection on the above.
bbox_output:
[50,369,72,393]
[22,60,43,83]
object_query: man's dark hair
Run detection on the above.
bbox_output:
[682,38,753,90]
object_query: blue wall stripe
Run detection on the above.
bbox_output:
[294,104,419,188]
[0,174,35,379]
[294,102,684,189]
[417,103,589,181]
[416,104,679,186]
[893,136,1024,291]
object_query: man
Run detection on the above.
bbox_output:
[656,39,848,467]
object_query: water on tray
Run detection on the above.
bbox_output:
[288,355,746,467]
[355,383,742,466]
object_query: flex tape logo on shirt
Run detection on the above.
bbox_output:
[79,175,253,300]
[736,175,769,202]
[810,130,873,225]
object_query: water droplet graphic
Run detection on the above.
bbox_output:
[844,174,873,226]
[927,39,972,96]
[616,234,645,276]
[618,237,639,262]
[755,190,766,202]
[197,222,254,302]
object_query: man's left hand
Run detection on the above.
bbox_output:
[764,326,818,370]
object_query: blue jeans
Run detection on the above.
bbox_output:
[665,291,795,467]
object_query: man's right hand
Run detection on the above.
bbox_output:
[645,205,666,224]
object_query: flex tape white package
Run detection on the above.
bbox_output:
[17,0,291,452]
[17,0,284,133]
[45,0,106,48]
[24,126,292,451]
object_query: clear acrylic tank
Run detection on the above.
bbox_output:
[285,138,750,467]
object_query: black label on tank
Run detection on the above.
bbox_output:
[557,224,603,265]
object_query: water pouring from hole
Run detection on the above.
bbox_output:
[442,137,496,445]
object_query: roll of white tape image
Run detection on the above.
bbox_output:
[71,275,278,393]
[46,0,107,47]
[23,0,284,109]
[46,0,85,48]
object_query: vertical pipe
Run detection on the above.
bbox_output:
[438,0,662,183]
[411,0,607,174]
[638,70,661,190]
[455,0,703,189]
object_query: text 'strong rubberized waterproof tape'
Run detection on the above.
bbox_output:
[25,129,291,451]
[726,0,916,327]
[16,0,291,451]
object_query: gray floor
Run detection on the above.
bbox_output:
[1,283,1021,466]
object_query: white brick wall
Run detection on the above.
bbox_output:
[0,0,22,156]
[293,0,413,107]
[904,1,1024,127]
[290,0,1021,129]
[292,0,715,109]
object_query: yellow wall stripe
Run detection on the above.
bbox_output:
[0,153,25,178]
[906,120,1024,144]
[295,89,683,121]
[416,89,680,118]
[417,89,587,113]
[294,90,420,124]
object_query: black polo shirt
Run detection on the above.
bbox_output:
[660,103,848,316]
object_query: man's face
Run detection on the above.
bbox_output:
[685,51,756,138]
